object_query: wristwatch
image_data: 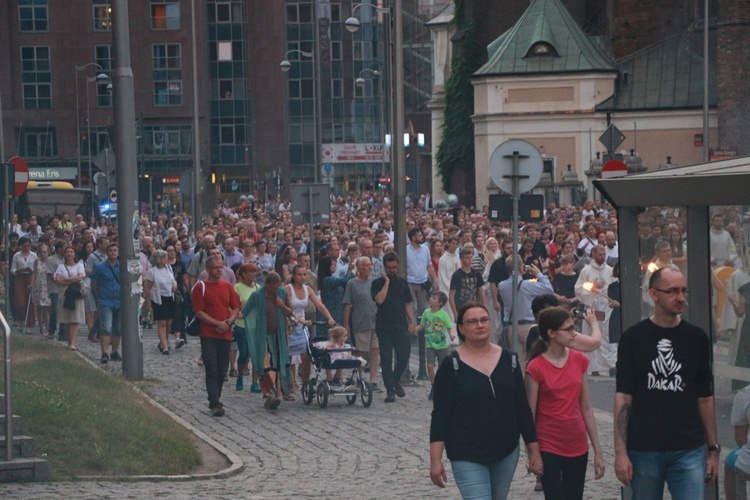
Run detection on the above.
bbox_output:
[225,321,234,327]
[707,443,721,453]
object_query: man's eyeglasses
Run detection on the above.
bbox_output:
[652,287,689,297]
[463,317,491,326]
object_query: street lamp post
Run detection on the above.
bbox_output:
[75,63,110,189]
[347,1,406,274]
[280,49,320,185]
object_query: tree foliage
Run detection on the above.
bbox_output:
[435,17,483,193]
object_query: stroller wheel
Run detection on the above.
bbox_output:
[317,380,330,408]
[302,380,315,405]
[360,380,373,407]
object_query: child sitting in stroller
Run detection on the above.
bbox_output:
[317,326,367,386]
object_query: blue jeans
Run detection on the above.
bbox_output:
[629,445,706,500]
[233,326,249,366]
[97,304,121,336]
[451,446,519,500]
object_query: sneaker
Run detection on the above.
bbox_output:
[162,350,170,356]
[264,396,281,410]
[243,367,250,376]
[100,353,109,364]
[428,386,434,401]
[211,404,225,417]
[590,371,600,377]
[229,369,238,377]
[384,391,396,403]
[394,384,406,398]
[176,339,187,349]
[250,382,261,393]
[370,382,383,393]
[109,352,121,361]
[235,376,244,391]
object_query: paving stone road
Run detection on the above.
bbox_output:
[0,327,666,499]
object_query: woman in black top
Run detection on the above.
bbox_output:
[430,302,542,499]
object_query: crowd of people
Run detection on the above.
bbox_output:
[3,191,745,499]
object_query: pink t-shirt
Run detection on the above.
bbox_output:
[527,349,589,457]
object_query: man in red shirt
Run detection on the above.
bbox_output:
[192,256,241,417]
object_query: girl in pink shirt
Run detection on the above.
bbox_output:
[525,307,605,499]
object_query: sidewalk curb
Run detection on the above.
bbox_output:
[69,340,245,482]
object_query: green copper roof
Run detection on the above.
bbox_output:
[597,36,717,111]
[475,0,617,76]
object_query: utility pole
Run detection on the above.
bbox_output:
[112,0,143,380]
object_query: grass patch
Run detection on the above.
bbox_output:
[1,335,202,480]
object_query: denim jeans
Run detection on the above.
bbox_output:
[200,336,231,408]
[97,304,121,336]
[629,445,706,499]
[233,326,249,366]
[451,445,519,500]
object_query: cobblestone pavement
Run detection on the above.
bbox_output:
[1,328,631,499]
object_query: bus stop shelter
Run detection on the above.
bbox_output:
[595,155,750,383]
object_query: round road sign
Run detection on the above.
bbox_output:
[601,159,628,179]
[488,140,543,195]
[9,156,29,197]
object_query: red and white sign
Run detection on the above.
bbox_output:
[9,156,29,197]
[601,159,628,179]
[321,143,390,163]
[378,175,389,184]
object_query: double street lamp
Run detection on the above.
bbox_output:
[75,63,110,189]
[280,49,321,184]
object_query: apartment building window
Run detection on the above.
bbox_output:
[145,126,192,155]
[151,0,180,30]
[152,44,182,106]
[95,45,113,107]
[21,46,51,109]
[18,128,57,157]
[93,0,112,31]
[19,0,48,32]
[210,2,241,23]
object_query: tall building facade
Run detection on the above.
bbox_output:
[0,0,211,212]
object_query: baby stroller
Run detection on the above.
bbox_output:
[301,327,373,409]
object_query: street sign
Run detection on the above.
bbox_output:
[599,124,626,152]
[488,140,543,194]
[488,194,545,221]
[109,188,118,203]
[378,174,389,184]
[601,159,628,179]
[290,184,331,224]
[9,157,29,197]
[321,163,334,178]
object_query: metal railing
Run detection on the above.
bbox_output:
[1,308,12,460]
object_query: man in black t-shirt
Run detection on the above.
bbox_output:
[449,248,485,319]
[372,252,416,403]
[614,267,719,497]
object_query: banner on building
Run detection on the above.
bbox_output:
[321,143,390,163]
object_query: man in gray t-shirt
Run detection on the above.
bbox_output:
[343,257,380,390]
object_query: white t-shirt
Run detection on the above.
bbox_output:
[146,265,176,304]
[54,262,85,283]
[731,386,750,474]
